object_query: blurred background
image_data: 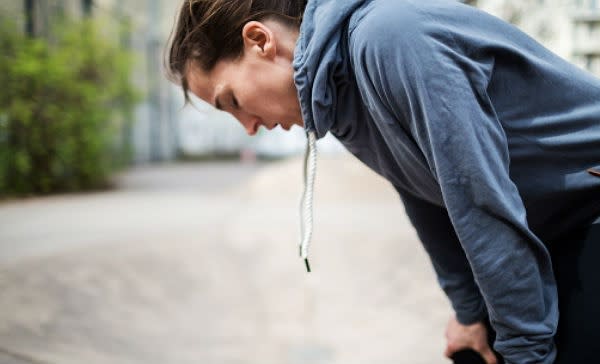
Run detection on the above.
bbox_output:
[0,1,598,364]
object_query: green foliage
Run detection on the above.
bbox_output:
[0,18,140,196]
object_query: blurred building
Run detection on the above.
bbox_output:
[469,0,600,75]
[91,0,183,163]
[572,1,600,74]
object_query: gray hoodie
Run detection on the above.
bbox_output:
[293,0,600,363]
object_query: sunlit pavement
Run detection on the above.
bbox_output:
[0,155,451,364]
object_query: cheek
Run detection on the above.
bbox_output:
[239,68,293,117]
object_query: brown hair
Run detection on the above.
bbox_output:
[167,0,307,102]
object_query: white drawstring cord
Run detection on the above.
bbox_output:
[300,131,317,272]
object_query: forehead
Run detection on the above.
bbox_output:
[185,62,218,104]
[186,59,242,107]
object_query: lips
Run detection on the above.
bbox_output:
[250,122,289,134]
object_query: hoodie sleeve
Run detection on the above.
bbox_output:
[398,188,487,325]
[349,3,558,364]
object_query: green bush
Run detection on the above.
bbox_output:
[0,18,139,197]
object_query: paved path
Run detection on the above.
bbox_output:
[0,157,451,364]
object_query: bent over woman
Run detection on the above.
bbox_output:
[166,1,600,363]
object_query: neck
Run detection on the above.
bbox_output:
[264,19,300,64]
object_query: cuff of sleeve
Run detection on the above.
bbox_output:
[455,301,488,325]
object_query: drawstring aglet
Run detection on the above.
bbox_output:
[299,246,311,272]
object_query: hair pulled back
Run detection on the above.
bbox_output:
[167,0,307,101]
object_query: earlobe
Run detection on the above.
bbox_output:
[242,21,276,59]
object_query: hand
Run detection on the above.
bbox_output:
[444,316,497,364]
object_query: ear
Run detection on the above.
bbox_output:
[241,21,276,60]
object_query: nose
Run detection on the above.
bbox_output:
[235,112,260,136]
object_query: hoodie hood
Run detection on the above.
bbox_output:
[293,0,369,138]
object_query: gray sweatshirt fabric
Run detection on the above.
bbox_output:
[293,0,600,363]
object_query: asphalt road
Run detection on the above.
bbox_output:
[0,157,451,364]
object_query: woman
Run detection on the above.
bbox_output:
[166,1,600,363]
